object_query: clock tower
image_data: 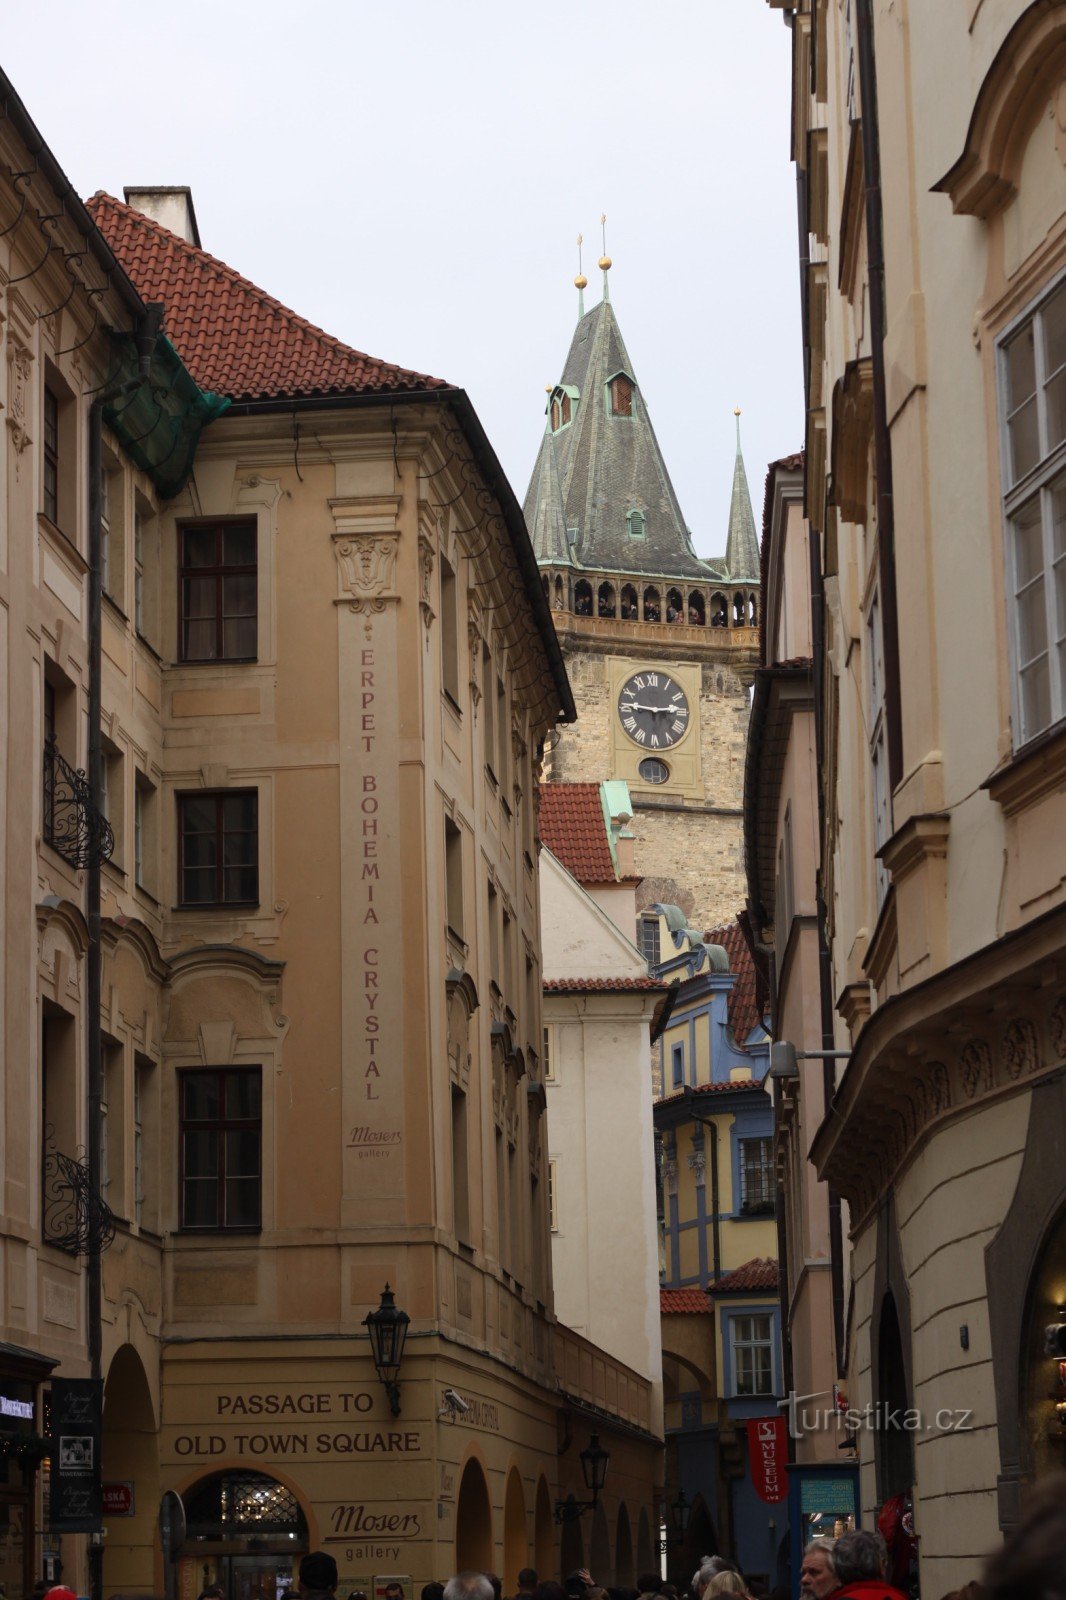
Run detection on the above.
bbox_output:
[525,262,761,932]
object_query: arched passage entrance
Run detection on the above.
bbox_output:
[456,1457,493,1575]
[103,1344,159,1596]
[635,1508,654,1579]
[559,1512,584,1576]
[503,1468,527,1594]
[179,1470,309,1600]
[534,1477,555,1578]
[876,1291,914,1500]
[589,1503,611,1583]
[615,1503,633,1586]
[674,1493,717,1583]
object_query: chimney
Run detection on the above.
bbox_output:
[123,187,201,247]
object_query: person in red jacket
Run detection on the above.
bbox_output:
[829,1531,908,1600]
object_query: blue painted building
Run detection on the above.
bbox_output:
[650,910,787,1590]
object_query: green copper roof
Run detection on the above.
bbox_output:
[724,414,760,581]
[523,295,715,581]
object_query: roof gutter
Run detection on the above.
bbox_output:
[222,385,576,725]
[0,69,146,323]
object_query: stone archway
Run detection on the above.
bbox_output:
[635,1507,654,1578]
[102,1343,159,1596]
[590,1502,611,1583]
[178,1469,309,1600]
[503,1467,527,1594]
[456,1456,493,1575]
[534,1476,555,1579]
[559,1512,584,1577]
[615,1502,634,1586]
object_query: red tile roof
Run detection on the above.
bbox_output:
[655,1078,765,1109]
[86,192,449,404]
[709,1258,779,1294]
[660,1287,714,1315]
[544,976,666,993]
[539,783,618,883]
[706,919,763,1046]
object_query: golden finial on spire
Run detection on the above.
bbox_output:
[734,406,741,416]
[598,212,612,272]
[574,232,587,290]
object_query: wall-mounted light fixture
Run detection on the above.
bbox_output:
[555,1433,610,1522]
[363,1284,410,1417]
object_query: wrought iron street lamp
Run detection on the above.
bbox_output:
[363,1284,410,1417]
[659,1488,691,1552]
[555,1432,611,1522]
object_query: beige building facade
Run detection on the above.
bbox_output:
[767,0,1066,1589]
[0,75,661,1600]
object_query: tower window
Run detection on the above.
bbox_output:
[627,509,646,540]
[609,374,634,416]
[638,757,669,785]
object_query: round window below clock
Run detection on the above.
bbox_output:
[638,757,670,785]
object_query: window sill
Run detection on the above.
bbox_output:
[135,630,163,664]
[177,1226,262,1237]
[983,719,1066,817]
[102,592,128,624]
[173,901,261,913]
[134,881,160,907]
[485,765,498,790]
[38,513,86,574]
[446,925,468,955]
[443,689,462,717]
[178,655,259,668]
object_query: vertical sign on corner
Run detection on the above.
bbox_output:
[50,1377,103,1531]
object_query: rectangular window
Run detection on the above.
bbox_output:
[543,1025,555,1083]
[178,790,258,907]
[488,880,500,989]
[548,1158,558,1232]
[671,1042,685,1089]
[451,1087,471,1246]
[179,1067,261,1231]
[731,1313,774,1396]
[179,520,258,662]
[134,510,145,635]
[100,468,111,595]
[134,771,157,895]
[483,645,496,778]
[102,738,124,870]
[133,1053,153,1229]
[496,677,510,793]
[1000,278,1066,744]
[445,816,464,941]
[44,387,59,525]
[440,554,460,705]
[866,587,889,909]
[102,1037,124,1213]
[638,914,660,967]
[739,1136,775,1215]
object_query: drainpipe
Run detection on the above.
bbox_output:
[854,0,903,794]
[709,1121,722,1287]
[86,307,160,1600]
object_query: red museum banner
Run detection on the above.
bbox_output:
[747,1415,788,1503]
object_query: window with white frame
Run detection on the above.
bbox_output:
[730,1312,774,1396]
[542,1024,555,1083]
[1000,278,1066,745]
[548,1159,558,1231]
[671,1042,684,1088]
[738,1136,775,1215]
[638,914,660,967]
[866,585,890,908]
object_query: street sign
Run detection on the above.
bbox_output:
[103,1483,134,1517]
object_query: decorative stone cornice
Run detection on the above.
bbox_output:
[812,903,1066,1231]
[984,723,1066,817]
[880,811,950,881]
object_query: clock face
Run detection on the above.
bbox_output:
[617,669,691,750]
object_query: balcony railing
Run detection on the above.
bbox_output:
[41,1129,117,1256]
[42,737,114,869]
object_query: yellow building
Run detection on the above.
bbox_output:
[0,72,661,1600]
[651,916,781,1587]
[767,0,1066,1588]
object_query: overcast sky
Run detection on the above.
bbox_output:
[4,2,802,563]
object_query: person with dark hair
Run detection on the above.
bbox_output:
[637,1578,661,1597]
[298,1556,339,1600]
[533,1583,566,1600]
[985,1473,1066,1600]
[422,1586,445,1600]
[486,1578,502,1600]
[517,1574,537,1598]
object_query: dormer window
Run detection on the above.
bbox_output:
[549,387,575,433]
[627,508,646,540]
[609,373,634,417]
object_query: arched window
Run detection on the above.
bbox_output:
[711,592,727,627]
[550,398,560,431]
[643,587,661,623]
[626,508,646,540]
[666,587,684,623]
[620,584,639,621]
[749,592,758,626]
[553,575,565,611]
[184,1470,308,1548]
[597,582,616,618]
[609,374,634,416]
[560,393,572,425]
[574,580,593,617]
[688,591,706,626]
[541,575,550,600]
[733,592,746,626]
